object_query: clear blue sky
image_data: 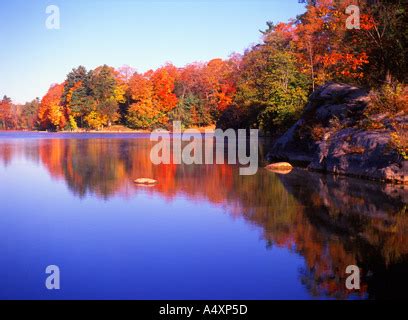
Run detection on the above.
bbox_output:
[0,0,305,103]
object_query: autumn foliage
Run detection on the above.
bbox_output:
[38,83,66,130]
[1,0,407,132]
[0,96,13,130]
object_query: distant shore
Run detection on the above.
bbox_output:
[0,125,217,134]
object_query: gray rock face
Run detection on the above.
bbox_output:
[268,83,407,184]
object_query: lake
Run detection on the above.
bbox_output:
[0,132,407,300]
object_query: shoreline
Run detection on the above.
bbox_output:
[0,125,217,134]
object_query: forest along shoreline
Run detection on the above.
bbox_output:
[0,125,216,134]
[0,2,406,184]
[0,82,406,185]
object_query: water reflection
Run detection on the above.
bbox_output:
[0,134,407,299]
[278,171,407,299]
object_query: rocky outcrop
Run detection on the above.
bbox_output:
[268,83,407,184]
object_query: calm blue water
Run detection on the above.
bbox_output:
[0,132,406,300]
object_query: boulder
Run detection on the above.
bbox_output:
[268,82,407,184]
[265,162,293,174]
[134,178,158,185]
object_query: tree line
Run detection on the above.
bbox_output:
[1,0,407,133]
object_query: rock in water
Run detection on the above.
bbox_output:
[266,162,293,174]
[134,178,157,185]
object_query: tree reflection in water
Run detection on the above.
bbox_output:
[0,136,406,299]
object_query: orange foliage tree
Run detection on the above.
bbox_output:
[294,0,369,90]
[0,96,13,130]
[126,71,159,129]
[204,58,238,114]
[38,84,66,130]
[126,65,178,129]
[151,64,178,114]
